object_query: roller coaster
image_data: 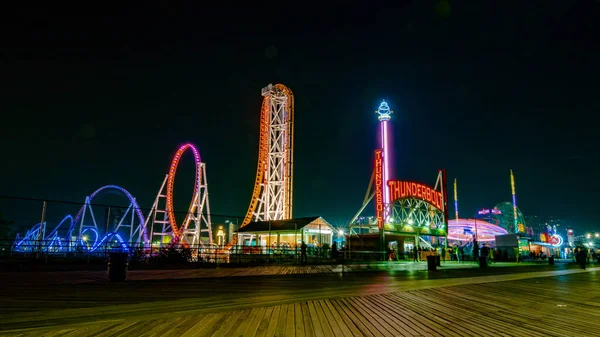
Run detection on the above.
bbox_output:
[12,83,295,255]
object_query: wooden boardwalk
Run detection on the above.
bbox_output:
[0,261,480,285]
[1,267,599,336]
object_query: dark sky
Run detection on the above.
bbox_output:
[1,1,599,233]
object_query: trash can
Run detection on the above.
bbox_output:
[108,252,129,282]
[478,256,488,268]
[435,255,441,267]
[548,256,554,265]
[427,255,437,271]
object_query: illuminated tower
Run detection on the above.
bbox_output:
[240,84,294,226]
[510,169,518,233]
[454,178,459,223]
[376,100,393,221]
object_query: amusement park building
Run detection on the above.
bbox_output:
[235,217,334,250]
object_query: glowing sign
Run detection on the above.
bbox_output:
[374,149,384,229]
[376,100,393,121]
[477,208,502,215]
[388,180,443,211]
[540,233,548,242]
[549,234,563,247]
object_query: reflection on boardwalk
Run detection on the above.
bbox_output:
[0,266,598,336]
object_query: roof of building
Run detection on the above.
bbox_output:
[236,216,331,233]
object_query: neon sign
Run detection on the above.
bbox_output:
[477,208,502,215]
[388,180,443,211]
[549,234,563,247]
[374,149,384,229]
[376,100,392,121]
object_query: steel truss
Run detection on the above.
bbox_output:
[349,170,448,236]
[146,162,213,247]
[254,84,294,222]
[389,198,445,230]
[78,196,144,243]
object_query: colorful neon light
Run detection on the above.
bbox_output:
[549,234,563,247]
[45,215,73,240]
[13,215,73,252]
[453,178,458,224]
[510,169,518,233]
[69,185,147,242]
[82,227,99,249]
[84,232,130,252]
[447,218,508,242]
[166,143,202,244]
[376,101,393,221]
[388,180,444,211]
[374,149,384,229]
[227,84,294,250]
[477,208,502,215]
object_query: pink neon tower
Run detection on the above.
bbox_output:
[376,100,393,222]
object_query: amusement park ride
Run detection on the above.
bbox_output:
[347,101,526,251]
[348,101,450,252]
[12,82,524,255]
[13,83,295,254]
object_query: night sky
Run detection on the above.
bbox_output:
[1,1,599,234]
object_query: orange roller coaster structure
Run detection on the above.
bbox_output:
[228,83,294,247]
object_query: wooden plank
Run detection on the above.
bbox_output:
[211,311,244,337]
[275,304,289,337]
[254,307,274,337]
[232,308,259,337]
[138,318,170,336]
[245,307,267,337]
[322,299,355,337]
[382,291,500,336]
[264,306,281,337]
[180,313,220,337]
[161,316,200,337]
[337,298,380,337]
[316,300,344,337]
[285,302,295,337]
[57,322,120,337]
[352,295,415,337]
[388,292,498,337]
[300,302,315,337]
[368,294,438,337]
[327,299,366,337]
[346,297,399,336]
[426,288,546,337]
[104,320,156,337]
[306,301,325,337]
[310,300,335,337]
[293,303,305,337]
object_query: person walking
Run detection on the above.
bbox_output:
[331,241,338,260]
[300,241,307,265]
[441,247,446,263]
[413,245,418,262]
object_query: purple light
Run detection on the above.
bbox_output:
[382,120,390,207]
[376,101,393,221]
[69,185,147,243]
[447,218,508,242]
